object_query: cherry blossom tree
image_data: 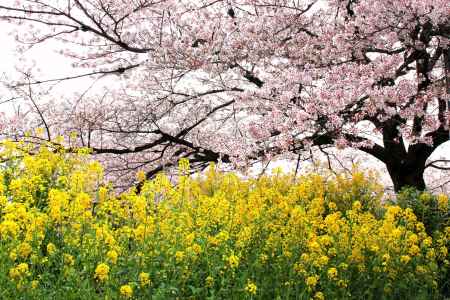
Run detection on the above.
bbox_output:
[0,0,449,192]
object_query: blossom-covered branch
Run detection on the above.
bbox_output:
[1,0,449,191]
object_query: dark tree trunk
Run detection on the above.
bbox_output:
[385,160,426,193]
[381,117,433,193]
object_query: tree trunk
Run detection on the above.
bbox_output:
[386,161,426,193]
[380,118,431,193]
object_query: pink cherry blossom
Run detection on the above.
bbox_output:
[0,0,448,191]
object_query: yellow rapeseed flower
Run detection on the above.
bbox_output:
[400,255,411,264]
[260,253,268,264]
[132,225,146,242]
[245,281,257,295]
[17,242,33,258]
[352,201,362,211]
[416,265,426,274]
[9,263,29,281]
[9,267,21,280]
[139,272,150,287]
[369,245,380,253]
[404,208,417,223]
[175,251,185,263]
[306,275,319,288]
[416,222,426,232]
[426,249,436,260]
[328,202,337,211]
[31,280,39,289]
[308,240,321,252]
[9,250,17,261]
[136,170,146,182]
[98,186,108,203]
[120,284,133,298]
[47,243,57,255]
[205,276,214,288]
[190,243,202,255]
[227,254,239,268]
[337,280,348,288]
[314,291,325,300]
[407,234,419,245]
[317,255,329,266]
[107,250,118,264]
[94,263,109,282]
[409,245,421,257]
[64,254,75,266]
[327,267,338,280]
[422,237,432,248]
[437,194,448,211]
[419,192,431,204]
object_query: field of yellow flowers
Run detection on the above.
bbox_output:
[0,140,448,299]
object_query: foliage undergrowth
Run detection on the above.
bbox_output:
[0,141,448,299]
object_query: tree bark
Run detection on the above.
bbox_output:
[385,160,426,192]
[381,117,432,193]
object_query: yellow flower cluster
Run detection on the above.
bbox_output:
[0,141,447,299]
[139,272,150,287]
[227,254,240,269]
[9,263,30,281]
[94,263,109,282]
[245,280,257,295]
[120,284,133,298]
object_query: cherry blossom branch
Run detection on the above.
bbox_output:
[425,159,450,170]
